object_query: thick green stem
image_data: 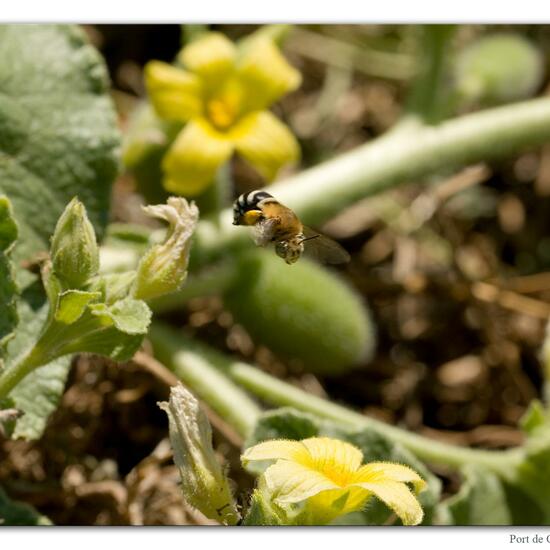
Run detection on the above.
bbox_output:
[148,322,523,477]
[194,97,550,265]
[149,323,261,438]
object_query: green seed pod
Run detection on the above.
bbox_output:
[224,250,376,376]
[455,33,544,106]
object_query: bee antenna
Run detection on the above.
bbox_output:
[300,234,320,243]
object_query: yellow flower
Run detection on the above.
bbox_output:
[242,436,426,525]
[145,31,301,196]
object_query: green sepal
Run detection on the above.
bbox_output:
[243,485,290,526]
[55,290,102,324]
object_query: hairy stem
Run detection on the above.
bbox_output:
[148,322,522,477]
[0,345,45,400]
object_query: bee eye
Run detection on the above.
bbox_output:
[275,241,287,259]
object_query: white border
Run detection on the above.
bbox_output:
[2,527,550,550]
[1,0,550,23]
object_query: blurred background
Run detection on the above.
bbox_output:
[2,24,550,525]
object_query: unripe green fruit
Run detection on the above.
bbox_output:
[224,250,376,376]
[455,33,544,106]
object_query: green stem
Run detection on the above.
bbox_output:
[149,323,261,438]
[195,163,232,221]
[0,346,46,400]
[148,322,522,477]
[405,25,456,124]
[194,96,550,265]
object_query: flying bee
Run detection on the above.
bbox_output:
[232,190,350,265]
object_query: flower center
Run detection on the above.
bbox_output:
[206,98,236,130]
[205,80,244,131]
[312,461,354,488]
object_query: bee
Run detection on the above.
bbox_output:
[232,190,350,265]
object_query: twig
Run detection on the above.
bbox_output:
[471,281,550,319]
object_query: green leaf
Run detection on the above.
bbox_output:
[5,281,71,440]
[0,196,18,251]
[0,486,52,525]
[513,424,550,522]
[52,298,152,362]
[520,399,549,435]
[0,25,119,440]
[245,407,319,446]
[0,197,18,349]
[0,24,120,266]
[441,465,512,525]
[90,297,152,335]
[55,290,101,324]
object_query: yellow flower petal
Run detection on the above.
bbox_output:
[144,61,202,122]
[352,479,424,526]
[306,486,370,524]
[352,462,427,494]
[233,111,300,181]
[179,32,236,90]
[162,119,233,196]
[242,439,310,464]
[352,462,426,525]
[263,459,340,505]
[301,437,364,481]
[237,36,301,111]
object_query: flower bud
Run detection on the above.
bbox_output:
[50,197,99,289]
[158,384,240,525]
[133,197,199,300]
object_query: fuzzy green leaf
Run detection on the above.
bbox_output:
[6,281,71,440]
[0,486,52,526]
[441,465,511,525]
[90,297,152,335]
[0,197,18,349]
[0,24,120,440]
[0,24,119,266]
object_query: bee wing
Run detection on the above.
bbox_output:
[302,226,350,265]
